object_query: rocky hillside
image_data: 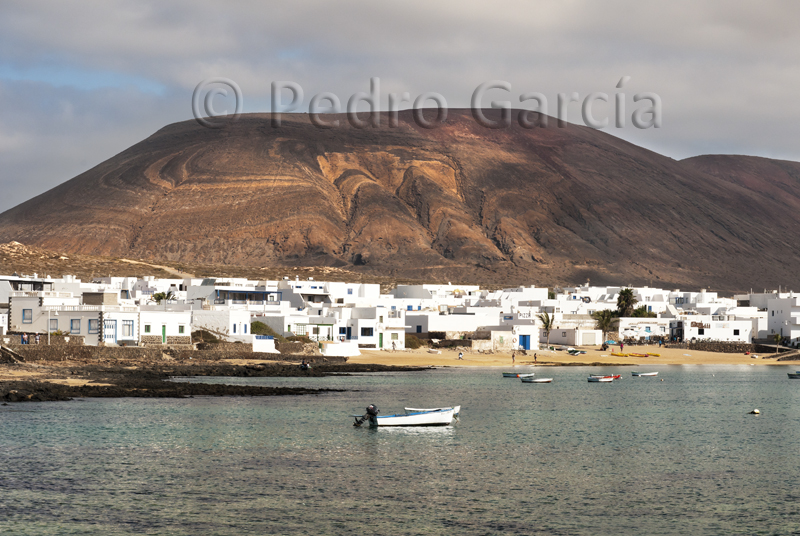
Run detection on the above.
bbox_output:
[0,110,798,292]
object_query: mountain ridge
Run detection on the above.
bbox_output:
[1,110,798,292]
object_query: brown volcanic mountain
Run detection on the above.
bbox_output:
[0,110,798,291]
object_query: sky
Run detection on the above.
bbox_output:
[1,0,799,213]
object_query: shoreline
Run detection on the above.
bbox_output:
[2,345,798,403]
[350,346,800,367]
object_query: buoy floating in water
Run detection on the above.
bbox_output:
[749,409,760,415]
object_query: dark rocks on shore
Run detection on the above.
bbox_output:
[0,362,432,403]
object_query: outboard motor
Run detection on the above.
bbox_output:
[353,404,379,427]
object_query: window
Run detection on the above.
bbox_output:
[407,305,412,311]
[339,327,347,335]
[312,327,320,335]
[243,325,247,334]
[379,316,383,323]
[391,333,399,340]
[233,324,237,334]
[361,327,374,337]
[144,324,151,333]
[562,331,567,337]
[645,327,651,333]
[50,319,58,332]
[122,320,134,337]
[416,326,422,333]
[71,319,81,334]
[347,288,353,295]
[698,328,705,335]
[88,319,99,334]
[734,329,740,336]
[287,324,291,332]
[22,309,32,324]
[295,325,308,336]
[179,325,185,334]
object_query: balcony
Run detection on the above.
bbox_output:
[11,291,73,298]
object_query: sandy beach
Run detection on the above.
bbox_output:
[351,345,799,367]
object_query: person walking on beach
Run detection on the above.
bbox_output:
[620,342,624,352]
[534,353,537,363]
[512,351,515,364]
[458,351,463,360]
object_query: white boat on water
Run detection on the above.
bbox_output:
[588,376,614,382]
[521,377,552,383]
[632,371,658,377]
[353,405,457,427]
[405,406,461,416]
[502,372,520,378]
[517,373,536,378]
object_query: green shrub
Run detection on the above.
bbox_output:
[286,335,312,344]
[405,334,424,349]
[191,330,219,343]
[250,321,288,342]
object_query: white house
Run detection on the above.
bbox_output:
[767,295,800,345]
[543,328,603,347]
[670,315,753,342]
[139,309,192,346]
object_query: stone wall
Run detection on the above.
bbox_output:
[3,343,344,363]
[444,330,490,340]
[10,345,165,362]
[140,335,164,346]
[196,341,253,352]
[3,334,86,346]
[665,341,785,354]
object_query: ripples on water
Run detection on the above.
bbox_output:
[2,366,800,535]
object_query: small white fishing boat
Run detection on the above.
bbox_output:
[788,372,800,379]
[632,371,658,377]
[502,372,520,378]
[353,405,457,427]
[405,406,461,416]
[517,373,536,378]
[589,374,621,380]
[588,376,614,382]
[521,377,552,383]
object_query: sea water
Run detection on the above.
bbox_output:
[2,366,800,535]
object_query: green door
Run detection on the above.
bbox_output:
[379,333,383,349]
[161,325,167,344]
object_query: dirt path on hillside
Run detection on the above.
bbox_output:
[118,259,195,278]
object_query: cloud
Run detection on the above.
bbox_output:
[0,0,798,212]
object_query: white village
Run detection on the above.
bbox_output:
[3,272,798,356]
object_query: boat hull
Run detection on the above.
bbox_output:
[632,372,658,377]
[521,377,552,383]
[372,408,456,427]
[588,376,614,382]
[788,373,800,379]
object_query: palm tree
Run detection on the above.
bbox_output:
[616,288,638,317]
[151,291,176,305]
[592,310,619,342]
[537,312,554,347]
[773,332,782,356]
